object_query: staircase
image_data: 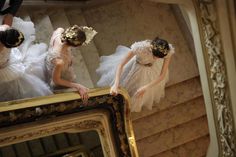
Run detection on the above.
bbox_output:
[0,131,103,157]
[3,0,210,156]
[132,77,209,157]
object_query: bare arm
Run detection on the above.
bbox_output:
[114,52,134,86]
[50,28,76,88]
[110,51,135,95]
[52,59,77,88]
[134,54,173,98]
[52,58,89,101]
[2,14,13,26]
[50,28,75,88]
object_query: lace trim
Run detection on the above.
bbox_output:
[131,40,152,53]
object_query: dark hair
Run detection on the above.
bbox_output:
[151,37,170,58]
[61,25,86,47]
[0,28,24,48]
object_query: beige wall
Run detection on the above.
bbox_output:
[83,0,190,55]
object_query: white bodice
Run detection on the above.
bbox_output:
[131,40,175,65]
[131,40,155,65]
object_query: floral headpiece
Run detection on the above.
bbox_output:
[62,25,97,46]
[152,43,169,56]
[80,26,97,45]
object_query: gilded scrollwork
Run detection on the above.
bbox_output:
[196,0,236,156]
[0,120,102,145]
[0,93,134,157]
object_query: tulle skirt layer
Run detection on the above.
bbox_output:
[0,17,52,102]
[0,74,52,102]
[97,46,169,112]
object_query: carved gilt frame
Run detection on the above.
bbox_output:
[0,88,139,157]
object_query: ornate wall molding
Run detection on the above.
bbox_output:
[195,0,236,156]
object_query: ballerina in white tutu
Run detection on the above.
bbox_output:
[97,37,175,112]
[0,23,52,102]
[45,25,97,102]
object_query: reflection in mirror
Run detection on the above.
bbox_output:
[0,131,103,157]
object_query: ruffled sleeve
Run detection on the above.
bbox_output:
[130,42,140,53]
[130,40,152,54]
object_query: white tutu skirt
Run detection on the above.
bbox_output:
[97,46,169,112]
[0,17,52,102]
[0,73,52,102]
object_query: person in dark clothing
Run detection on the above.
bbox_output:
[0,0,23,26]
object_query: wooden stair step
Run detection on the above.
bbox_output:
[14,142,31,157]
[133,96,206,140]
[27,139,45,157]
[136,116,209,157]
[17,9,31,21]
[53,133,70,149]
[152,135,210,157]
[66,133,81,146]
[0,146,16,157]
[48,8,71,29]
[41,136,58,153]
[79,131,101,150]
[91,147,104,157]
[132,76,203,120]
[29,8,54,44]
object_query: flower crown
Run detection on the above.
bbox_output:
[152,43,169,55]
[62,25,97,46]
[80,26,97,45]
